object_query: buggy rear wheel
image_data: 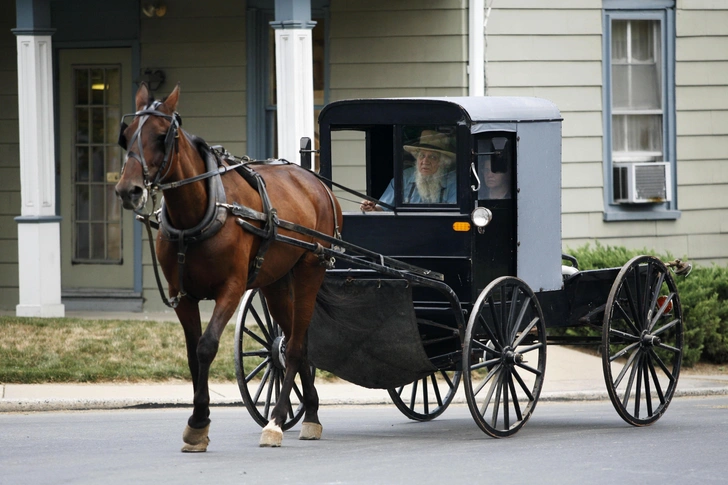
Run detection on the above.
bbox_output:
[234,289,311,431]
[388,369,462,421]
[602,255,683,426]
[463,277,547,438]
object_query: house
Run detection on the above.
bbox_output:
[1,0,726,315]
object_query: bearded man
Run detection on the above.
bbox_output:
[360,130,457,211]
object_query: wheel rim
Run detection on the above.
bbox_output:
[388,370,462,421]
[234,289,309,430]
[602,255,683,426]
[463,277,547,438]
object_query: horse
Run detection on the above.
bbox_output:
[115,83,343,452]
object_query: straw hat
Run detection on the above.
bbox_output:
[403,130,456,158]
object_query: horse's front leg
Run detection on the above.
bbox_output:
[181,289,243,453]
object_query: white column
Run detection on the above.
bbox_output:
[469,0,485,96]
[15,33,64,317]
[274,28,315,165]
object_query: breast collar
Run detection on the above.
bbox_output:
[158,143,228,244]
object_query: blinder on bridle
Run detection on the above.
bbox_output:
[118,100,183,190]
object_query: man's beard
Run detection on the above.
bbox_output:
[415,166,447,203]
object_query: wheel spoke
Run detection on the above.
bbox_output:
[642,359,653,417]
[474,366,500,400]
[471,358,501,372]
[649,347,676,384]
[634,354,643,418]
[512,316,539,348]
[489,370,504,426]
[633,267,645,328]
[621,351,641,409]
[248,304,273,345]
[478,313,502,351]
[641,262,653,324]
[430,373,444,407]
[647,272,666,325]
[622,277,644,330]
[512,367,535,402]
[649,292,675,332]
[508,370,524,422]
[514,361,543,377]
[503,369,511,429]
[245,357,272,383]
[609,340,640,363]
[652,317,680,337]
[646,352,667,404]
[422,378,430,415]
[409,379,419,409]
[612,347,639,388]
[241,325,270,349]
[608,327,640,343]
[517,341,545,355]
[613,300,641,338]
[656,342,681,354]
[241,349,269,358]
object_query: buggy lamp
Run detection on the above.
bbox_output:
[471,207,493,234]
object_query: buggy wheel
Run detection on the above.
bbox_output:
[602,255,683,426]
[388,370,462,421]
[463,277,547,438]
[234,289,311,430]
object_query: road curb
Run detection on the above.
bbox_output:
[2,387,727,413]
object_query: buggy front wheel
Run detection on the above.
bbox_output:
[234,289,312,430]
[602,255,683,426]
[462,277,547,438]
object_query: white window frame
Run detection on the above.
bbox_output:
[602,0,679,221]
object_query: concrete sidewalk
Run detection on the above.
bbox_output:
[3,345,727,413]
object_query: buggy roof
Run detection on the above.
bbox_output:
[319,96,562,127]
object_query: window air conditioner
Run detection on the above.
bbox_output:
[613,162,672,204]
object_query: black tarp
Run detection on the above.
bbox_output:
[308,276,437,389]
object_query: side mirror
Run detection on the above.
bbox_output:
[299,137,312,170]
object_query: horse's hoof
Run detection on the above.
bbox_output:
[181,424,210,452]
[299,422,323,440]
[259,421,283,447]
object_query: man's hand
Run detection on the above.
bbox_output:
[360,200,382,212]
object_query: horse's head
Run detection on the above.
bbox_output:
[115,82,181,212]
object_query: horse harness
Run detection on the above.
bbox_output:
[119,105,341,309]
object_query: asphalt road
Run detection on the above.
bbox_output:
[2,396,727,485]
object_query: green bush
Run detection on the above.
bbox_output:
[561,242,728,367]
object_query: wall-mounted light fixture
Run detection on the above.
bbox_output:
[135,69,166,92]
[142,2,167,18]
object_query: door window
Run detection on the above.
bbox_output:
[72,66,123,263]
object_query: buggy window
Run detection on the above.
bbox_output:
[476,134,514,200]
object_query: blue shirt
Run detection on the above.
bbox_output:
[378,167,457,210]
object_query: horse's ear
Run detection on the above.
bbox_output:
[164,83,180,113]
[135,82,150,111]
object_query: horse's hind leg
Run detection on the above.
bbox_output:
[260,263,325,446]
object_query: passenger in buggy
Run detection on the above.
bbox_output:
[360,129,457,211]
[482,156,511,199]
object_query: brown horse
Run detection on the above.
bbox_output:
[115,83,342,452]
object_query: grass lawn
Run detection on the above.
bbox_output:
[0,316,237,383]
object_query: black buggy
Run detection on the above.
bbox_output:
[234,97,689,437]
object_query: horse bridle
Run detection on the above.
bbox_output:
[118,100,182,194]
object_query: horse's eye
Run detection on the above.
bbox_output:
[157,134,167,148]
